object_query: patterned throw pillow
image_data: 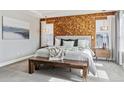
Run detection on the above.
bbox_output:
[48,47,64,61]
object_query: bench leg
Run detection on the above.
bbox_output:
[29,60,35,74]
[35,63,40,70]
[83,66,88,81]
[69,68,71,72]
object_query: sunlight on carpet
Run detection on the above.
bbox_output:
[49,77,71,82]
[95,63,104,67]
[97,69,109,80]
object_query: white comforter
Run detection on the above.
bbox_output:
[34,47,96,75]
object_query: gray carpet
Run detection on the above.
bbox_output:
[0,60,124,82]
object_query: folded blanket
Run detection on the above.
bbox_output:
[48,47,64,61]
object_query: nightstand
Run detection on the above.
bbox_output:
[94,48,111,61]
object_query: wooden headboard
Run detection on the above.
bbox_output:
[55,36,92,48]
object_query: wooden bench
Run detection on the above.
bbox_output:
[28,57,88,80]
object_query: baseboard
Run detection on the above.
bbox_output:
[0,55,33,67]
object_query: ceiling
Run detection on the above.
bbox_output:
[29,10,115,18]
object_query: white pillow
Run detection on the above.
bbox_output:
[78,40,90,48]
[55,38,61,46]
[63,41,74,47]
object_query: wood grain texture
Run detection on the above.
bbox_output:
[28,57,88,80]
[41,12,115,47]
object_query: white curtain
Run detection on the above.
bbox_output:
[114,11,120,64]
[114,11,123,65]
[119,11,124,65]
[111,15,116,61]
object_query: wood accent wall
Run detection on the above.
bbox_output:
[41,12,115,47]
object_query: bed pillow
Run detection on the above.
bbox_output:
[48,46,64,61]
[61,39,78,46]
[78,40,90,48]
[55,38,61,46]
[63,41,74,47]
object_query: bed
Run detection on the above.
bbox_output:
[33,36,97,77]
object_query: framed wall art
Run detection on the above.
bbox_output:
[2,16,30,40]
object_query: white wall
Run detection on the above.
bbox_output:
[120,14,124,52]
[0,10,40,64]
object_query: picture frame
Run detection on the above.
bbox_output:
[2,16,30,40]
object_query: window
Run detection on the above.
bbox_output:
[41,21,54,47]
[96,32,109,48]
[96,19,111,49]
